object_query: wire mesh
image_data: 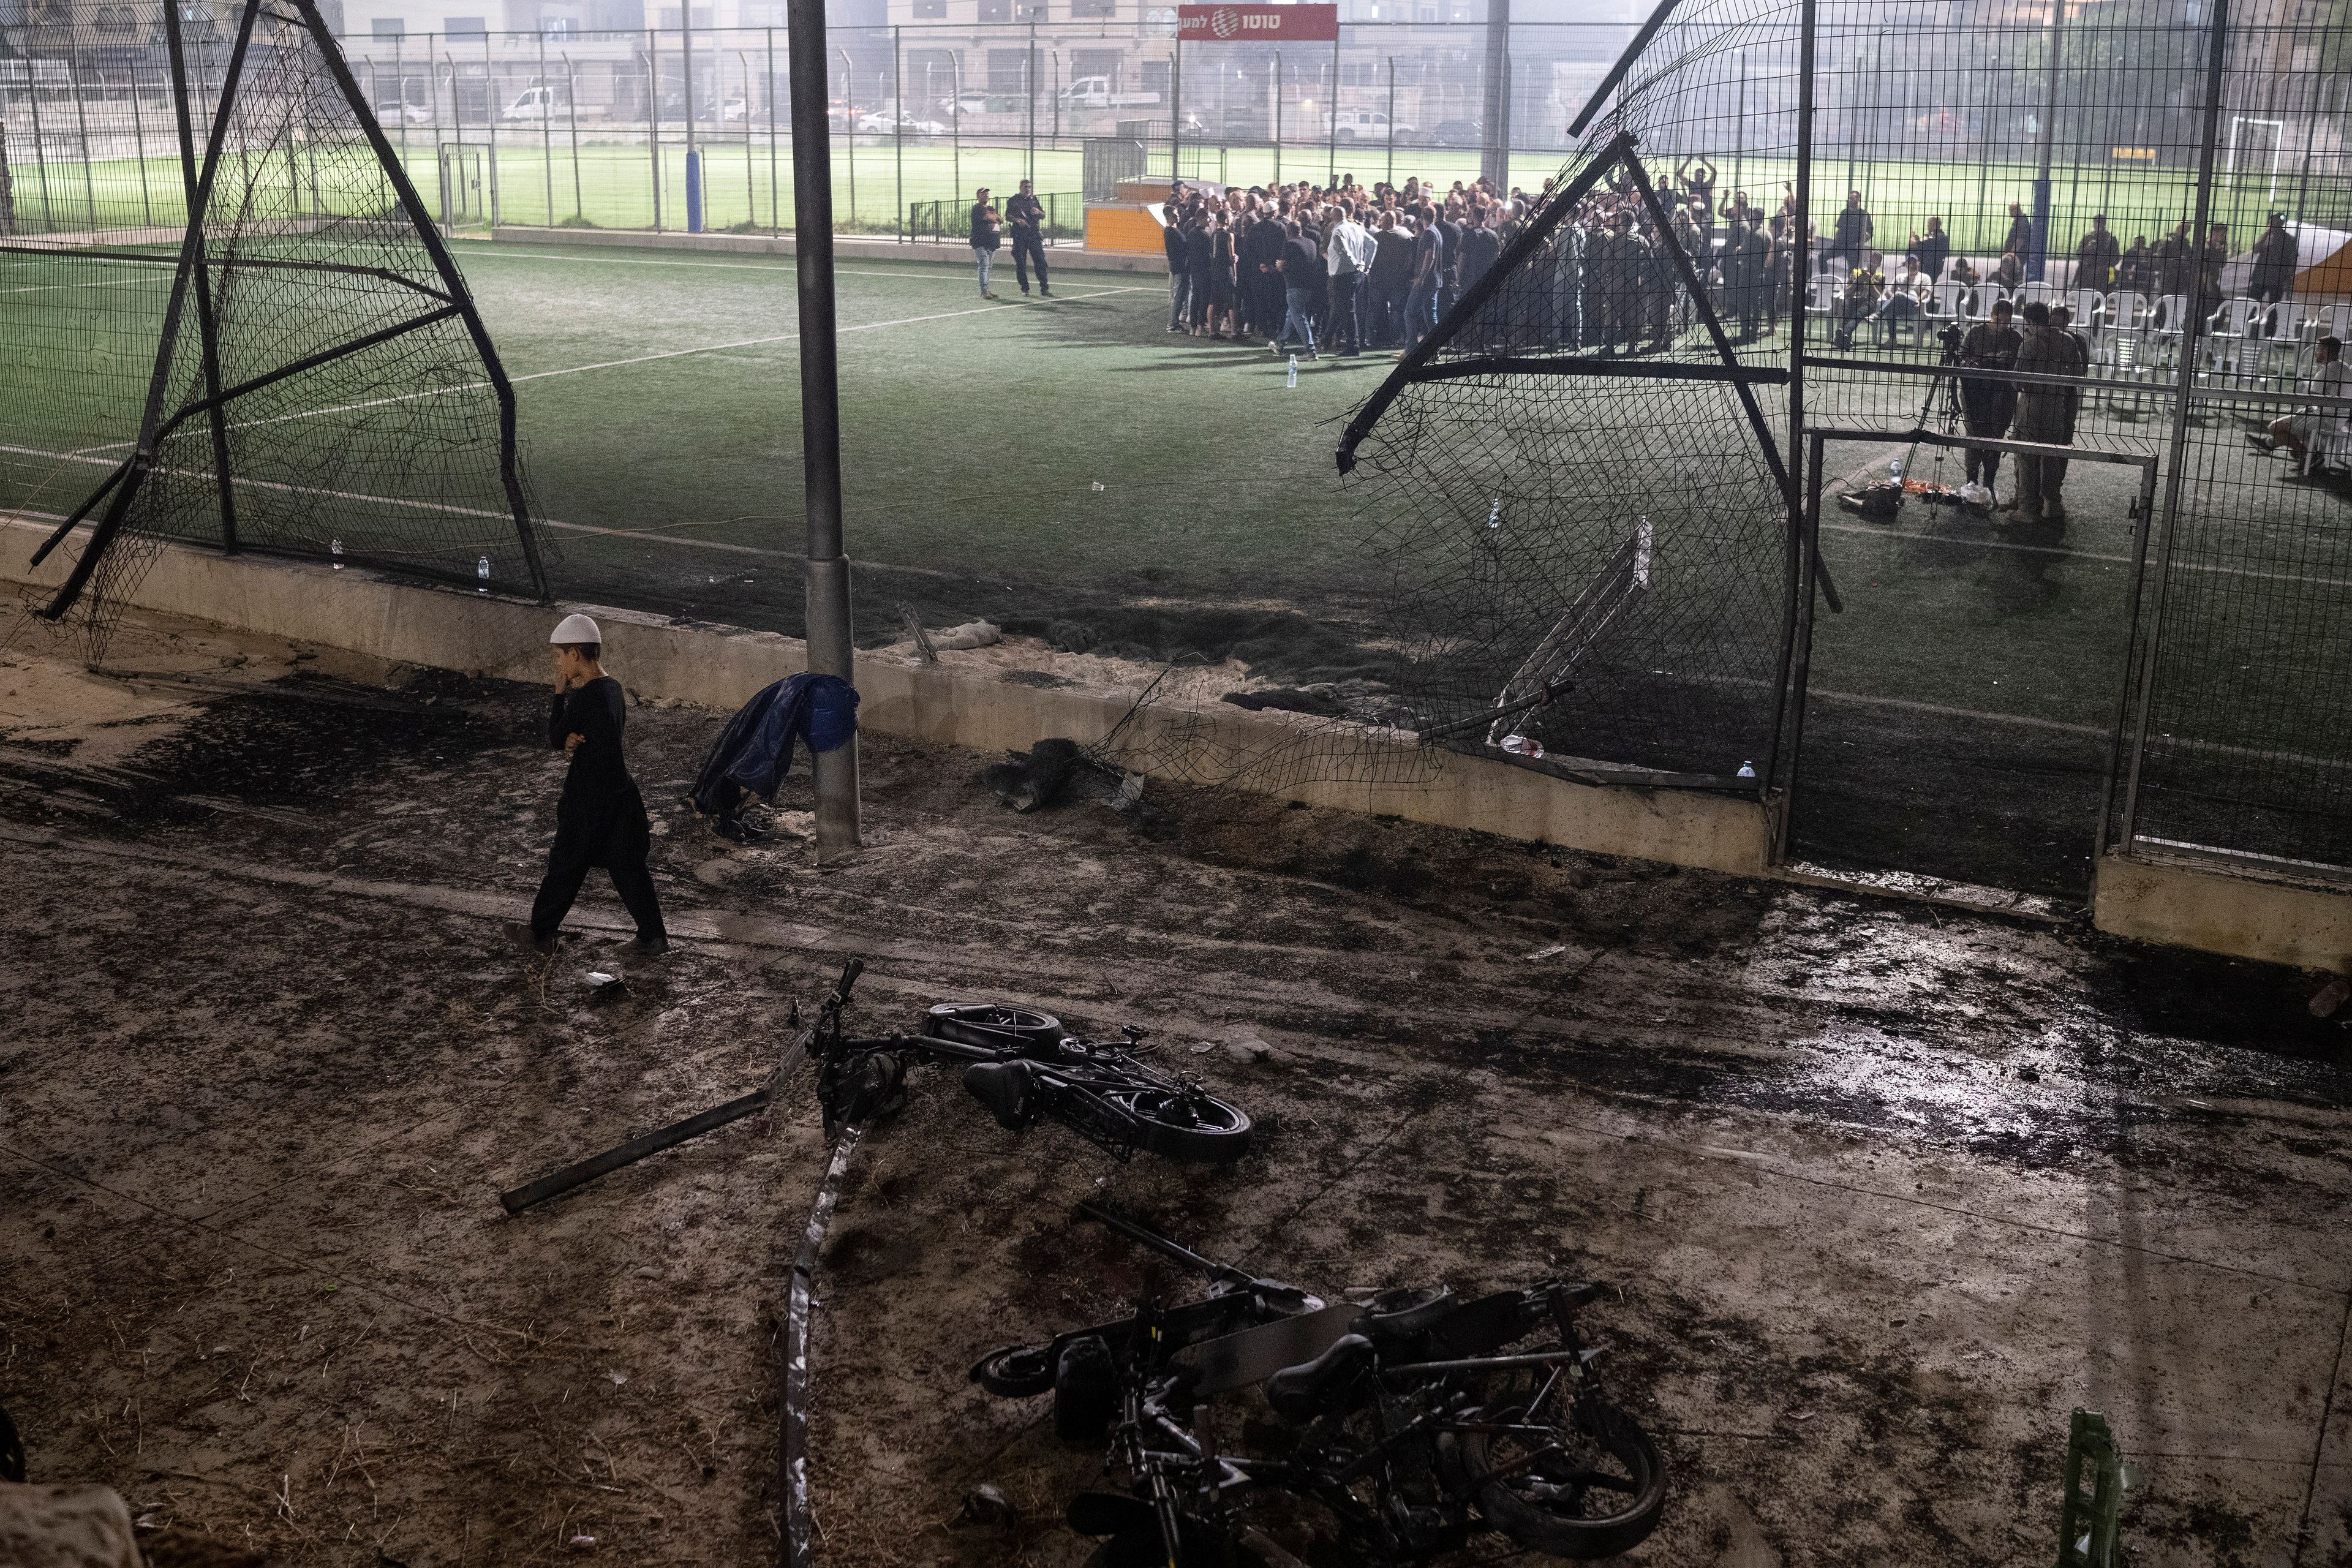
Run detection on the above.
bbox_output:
[2,0,548,650]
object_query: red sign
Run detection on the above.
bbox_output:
[1177,3,1340,43]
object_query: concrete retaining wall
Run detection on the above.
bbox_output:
[484,225,1170,273]
[0,521,1773,877]
[2092,851,2352,972]
[22,523,2352,968]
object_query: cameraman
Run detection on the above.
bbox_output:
[1957,297,2021,492]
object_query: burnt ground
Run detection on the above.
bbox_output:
[1,603,2349,1568]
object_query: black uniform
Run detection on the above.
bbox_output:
[1958,320,2022,488]
[530,676,666,946]
[1006,190,1050,295]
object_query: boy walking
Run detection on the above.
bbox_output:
[511,614,668,957]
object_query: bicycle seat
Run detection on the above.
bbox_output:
[963,1060,1039,1131]
[1265,1332,1375,1422]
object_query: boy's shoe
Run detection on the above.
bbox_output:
[2246,432,2277,454]
[505,921,558,957]
[631,933,672,957]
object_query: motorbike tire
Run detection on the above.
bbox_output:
[1106,1087,1253,1164]
[970,1342,1056,1398]
[1053,1335,1119,1445]
[926,1002,1065,1049]
[1455,1396,1667,1561]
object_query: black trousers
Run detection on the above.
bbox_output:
[532,832,666,943]
[1011,229,1049,293]
[1329,271,1361,351]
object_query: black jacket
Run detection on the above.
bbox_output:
[550,677,650,868]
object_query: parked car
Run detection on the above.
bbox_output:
[1422,119,1484,148]
[854,110,948,134]
[500,83,570,123]
[1330,107,1412,143]
[1057,74,1159,110]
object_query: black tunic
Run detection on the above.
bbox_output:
[549,676,651,870]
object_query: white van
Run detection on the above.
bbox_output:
[1057,75,1159,110]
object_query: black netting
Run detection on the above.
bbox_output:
[5,0,546,650]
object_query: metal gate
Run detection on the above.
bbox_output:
[1080,137,1147,200]
[436,142,497,236]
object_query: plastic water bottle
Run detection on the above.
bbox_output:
[477,556,491,594]
[1286,354,1299,388]
[1737,760,1757,778]
[1888,455,1904,484]
[330,537,342,570]
[1487,497,1502,529]
[1499,733,1544,758]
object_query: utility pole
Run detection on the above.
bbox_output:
[790,0,861,861]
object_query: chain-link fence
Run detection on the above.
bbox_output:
[1,17,1645,238]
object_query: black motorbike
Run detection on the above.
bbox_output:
[812,961,1254,1165]
[975,1205,1668,1566]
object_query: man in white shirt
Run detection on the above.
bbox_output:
[2249,335,2348,473]
[1325,198,1378,357]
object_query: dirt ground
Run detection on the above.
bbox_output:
[2,601,2350,1568]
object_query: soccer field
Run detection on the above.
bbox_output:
[7,236,2350,897]
[9,134,2318,247]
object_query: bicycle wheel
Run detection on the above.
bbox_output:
[970,1342,1055,1398]
[1100,1085,1253,1164]
[927,1001,1065,1049]
[1449,1380,1666,1561]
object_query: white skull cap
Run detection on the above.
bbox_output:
[551,612,602,644]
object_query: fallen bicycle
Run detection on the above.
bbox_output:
[973,1204,1667,1566]
[500,959,1254,1212]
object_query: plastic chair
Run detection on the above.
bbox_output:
[2149,293,2188,368]
[2066,288,2105,345]
[2105,292,2150,334]
[2017,279,2057,308]
[1922,279,1967,332]
[2304,301,2350,343]
[1964,283,2007,323]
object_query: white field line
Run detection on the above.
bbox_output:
[62,284,1151,454]
[0,273,173,298]
[461,247,1038,279]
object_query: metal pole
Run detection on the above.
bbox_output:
[26,47,51,231]
[950,51,961,209]
[894,28,903,238]
[742,50,755,230]
[1328,28,1340,186]
[787,0,861,864]
[1273,50,1281,186]
[767,28,779,235]
[564,51,582,221]
[646,34,662,230]
[130,60,153,227]
[163,0,237,554]
[1025,20,1036,184]
[2030,0,2062,281]
[838,47,854,228]
[1770,0,1818,816]
[540,28,553,225]
[67,18,96,227]
[2293,48,2323,232]
[2120,0,2230,848]
[1480,0,1509,188]
[684,6,701,230]
[1051,48,1060,145]
[1733,52,1745,198]
[1385,55,1394,187]
[1170,33,1181,183]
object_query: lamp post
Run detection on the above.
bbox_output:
[791,0,861,861]
[683,0,701,232]
[837,46,854,227]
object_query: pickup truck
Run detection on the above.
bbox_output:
[1057,75,1159,109]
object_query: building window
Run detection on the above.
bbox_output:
[1012,0,1046,17]
[1070,47,1119,80]
[371,15,404,31]
[912,0,944,15]
[978,0,1008,18]
[988,47,1033,91]
[444,14,486,34]
[1069,0,1113,16]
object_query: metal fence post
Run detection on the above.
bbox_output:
[838,45,854,229]
[129,61,153,227]
[1385,55,1394,188]
[1273,50,1282,186]
[1170,32,1182,184]
[767,27,779,235]
[1027,20,1037,184]
[684,9,701,232]
[2119,0,2232,849]
[1328,28,1340,185]
[646,30,662,231]
[564,50,582,221]
[2030,0,2064,281]
[539,28,553,225]
[894,26,903,240]
[394,34,409,166]
[67,18,97,228]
